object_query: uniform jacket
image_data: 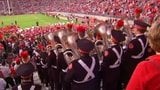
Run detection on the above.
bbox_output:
[102,44,123,90]
[57,52,68,73]
[47,50,57,69]
[121,34,154,84]
[65,54,100,90]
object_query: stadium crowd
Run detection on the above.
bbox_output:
[0,0,159,20]
[0,0,160,90]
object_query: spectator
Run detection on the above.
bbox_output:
[0,61,15,89]
[0,67,6,90]
[0,77,6,90]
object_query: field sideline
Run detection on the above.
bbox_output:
[0,13,68,28]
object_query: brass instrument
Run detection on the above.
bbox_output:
[63,49,76,64]
[123,19,134,45]
[66,32,80,58]
[95,23,111,49]
[55,30,79,65]
[94,23,112,61]
[53,30,67,54]
[44,32,55,46]
[63,32,80,64]
[47,33,54,41]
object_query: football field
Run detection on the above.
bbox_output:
[0,13,68,28]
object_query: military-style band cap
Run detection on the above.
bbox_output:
[77,39,94,53]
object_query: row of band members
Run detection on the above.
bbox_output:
[6,19,160,90]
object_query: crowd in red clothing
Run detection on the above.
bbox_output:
[0,0,159,21]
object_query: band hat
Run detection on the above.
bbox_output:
[77,39,94,53]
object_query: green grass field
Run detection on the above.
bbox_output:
[0,13,68,28]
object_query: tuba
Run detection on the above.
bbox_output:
[53,30,67,54]
[94,23,111,60]
[55,30,79,65]
[47,33,54,41]
[63,32,80,64]
[95,23,111,48]
[44,32,54,44]
[66,32,80,58]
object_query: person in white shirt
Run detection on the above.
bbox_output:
[0,77,6,90]
[0,61,15,88]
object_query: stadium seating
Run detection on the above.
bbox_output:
[0,0,159,20]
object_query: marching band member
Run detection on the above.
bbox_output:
[12,63,41,90]
[65,39,100,90]
[39,47,49,87]
[54,33,72,90]
[47,36,62,90]
[101,29,125,90]
[33,49,43,84]
[126,16,160,90]
[121,20,155,87]
[57,45,71,90]
[46,46,58,90]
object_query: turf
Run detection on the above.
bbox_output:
[0,13,68,28]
